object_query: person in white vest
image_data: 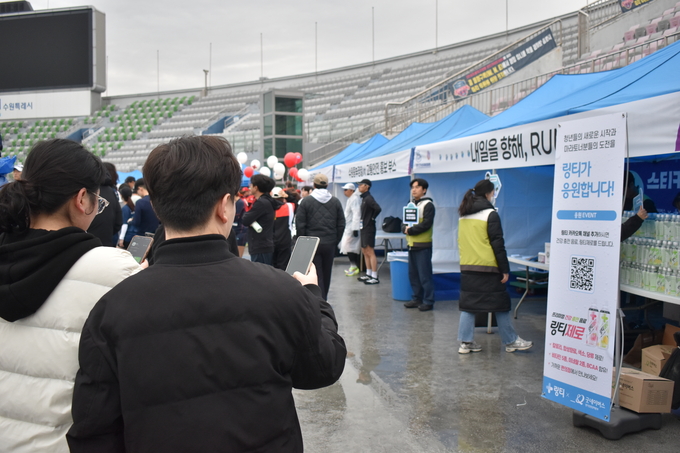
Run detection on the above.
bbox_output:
[0,139,140,453]
[339,182,362,276]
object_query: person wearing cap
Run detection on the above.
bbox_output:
[402,178,436,311]
[357,179,382,284]
[13,163,23,181]
[339,183,362,276]
[271,187,295,270]
[295,173,345,300]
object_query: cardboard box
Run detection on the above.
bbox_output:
[642,345,675,376]
[624,324,680,369]
[616,368,674,413]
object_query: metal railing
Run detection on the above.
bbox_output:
[396,29,680,124]
[584,0,624,30]
[307,117,385,167]
[384,19,564,135]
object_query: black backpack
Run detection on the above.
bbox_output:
[382,216,402,233]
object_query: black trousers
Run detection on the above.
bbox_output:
[313,242,336,300]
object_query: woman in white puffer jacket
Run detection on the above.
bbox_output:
[0,139,140,452]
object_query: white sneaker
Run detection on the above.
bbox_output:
[458,341,482,354]
[505,337,533,352]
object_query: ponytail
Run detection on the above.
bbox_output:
[0,139,105,234]
[458,179,495,217]
[0,180,38,233]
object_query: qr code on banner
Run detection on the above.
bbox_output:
[570,256,595,292]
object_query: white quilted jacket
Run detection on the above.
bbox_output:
[0,247,140,452]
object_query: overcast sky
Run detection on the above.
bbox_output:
[31,1,590,96]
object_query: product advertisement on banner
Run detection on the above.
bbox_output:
[542,112,627,422]
[333,149,411,183]
[450,29,556,99]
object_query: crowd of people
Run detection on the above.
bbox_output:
[0,137,345,453]
[0,136,543,452]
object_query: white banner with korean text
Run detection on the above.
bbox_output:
[412,90,680,173]
[541,112,627,422]
[307,165,335,184]
[333,149,411,183]
[0,90,95,120]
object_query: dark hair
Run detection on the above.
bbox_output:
[673,192,680,210]
[143,136,241,231]
[134,178,146,192]
[250,174,276,194]
[301,186,313,192]
[103,162,118,187]
[458,179,494,217]
[124,176,136,184]
[410,178,429,191]
[119,184,134,210]
[286,188,300,204]
[0,139,106,233]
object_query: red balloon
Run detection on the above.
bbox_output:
[288,167,298,179]
[295,152,302,164]
[283,153,297,168]
[244,167,254,178]
[296,176,303,182]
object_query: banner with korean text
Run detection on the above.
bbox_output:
[542,113,627,422]
[0,90,94,120]
[413,90,680,174]
[450,29,556,99]
[333,149,411,183]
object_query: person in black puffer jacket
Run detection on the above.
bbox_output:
[295,173,345,300]
[242,174,277,265]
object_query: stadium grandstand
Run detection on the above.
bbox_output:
[2,0,680,172]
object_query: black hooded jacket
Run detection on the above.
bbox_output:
[0,228,100,322]
[242,194,277,254]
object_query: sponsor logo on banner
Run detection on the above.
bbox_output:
[542,112,627,422]
[450,29,556,99]
[619,0,654,13]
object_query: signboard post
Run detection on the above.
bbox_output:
[542,113,627,422]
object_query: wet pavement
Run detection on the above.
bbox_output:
[293,259,680,452]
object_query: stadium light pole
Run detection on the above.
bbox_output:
[203,69,209,97]
[372,7,375,65]
[315,22,318,76]
[209,43,212,88]
[435,0,438,54]
[260,33,264,80]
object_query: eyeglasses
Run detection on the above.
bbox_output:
[89,192,110,215]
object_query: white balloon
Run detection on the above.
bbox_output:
[236,152,248,164]
[273,162,285,173]
[297,169,310,181]
[259,167,271,177]
[250,159,261,170]
[274,170,284,180]
[266,155,278,169]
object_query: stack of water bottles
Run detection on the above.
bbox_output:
[620,212,680,297]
